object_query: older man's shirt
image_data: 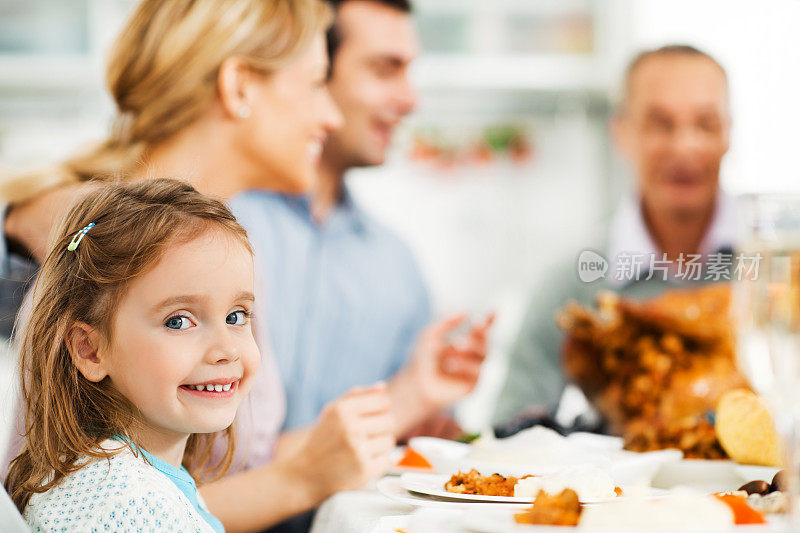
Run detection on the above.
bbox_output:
[230,190,431,430]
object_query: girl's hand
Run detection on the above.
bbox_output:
[301,383,395,496]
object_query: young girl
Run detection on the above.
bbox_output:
[4,178,260,532]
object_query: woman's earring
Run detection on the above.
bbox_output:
[237,105,251,119]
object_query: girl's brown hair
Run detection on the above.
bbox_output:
[4,178,253,512]
[0,0,331,203]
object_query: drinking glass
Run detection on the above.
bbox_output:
[733,194,800,524]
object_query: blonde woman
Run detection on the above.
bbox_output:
[3,0,342,253]
[0,1,396,531]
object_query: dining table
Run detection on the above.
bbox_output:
[309,455,793,533]
[310,480,472,533]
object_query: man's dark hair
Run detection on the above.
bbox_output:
[325,0,413,70]
[620,44,728,109]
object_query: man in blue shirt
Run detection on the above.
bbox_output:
[232,0,491,442]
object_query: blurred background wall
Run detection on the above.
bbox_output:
[0,0,798,437]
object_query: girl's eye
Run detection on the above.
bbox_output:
[226,310,247,326]
[165,316,192,330]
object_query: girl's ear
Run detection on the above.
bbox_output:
[66,322,108,382]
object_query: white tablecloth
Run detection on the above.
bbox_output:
[309,474,793,533]
[310,482,468,533]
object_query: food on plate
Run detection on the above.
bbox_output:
[714,493,767,524]
[715,388,781,466]
[558,284,749,458]
[396,447,433,470]
[771,469,787,492]
[744,491,788,514]
[444,469,525,497]
[725,470,789,515]
[623,414,724,458]
[513,465,617,501]
[579,491,734,529]
[514,489,581,526]
[443,465,620,502]
[738,480,771,496]
[736,470,787,497]
[456,432,481,444]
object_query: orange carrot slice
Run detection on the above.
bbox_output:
[397,447,432,470]
[714,494,767,525]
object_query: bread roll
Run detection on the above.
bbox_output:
[715,389,782,466]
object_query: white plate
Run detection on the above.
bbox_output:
[376,476,531,511]
[453,428,617,476]
[400,473,622,505]
[409,430,682,486]
[608,449,683,487]
[407,436,470,473]
[651,459,743,493]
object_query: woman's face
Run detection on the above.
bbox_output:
[242,33,343,194]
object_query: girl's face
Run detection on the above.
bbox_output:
[101,228,259,442]
[240,32,343,193]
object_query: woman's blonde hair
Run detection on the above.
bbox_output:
[0,0,331,203]
[4,178,253,512]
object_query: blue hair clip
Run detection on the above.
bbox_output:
[67,222,95,251]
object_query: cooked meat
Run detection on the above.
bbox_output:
[444,469,521,497]
[514,489,582,526]
[558,284,749,458]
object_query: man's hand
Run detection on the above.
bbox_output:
[389,313,495,436]
[5,181,101,263]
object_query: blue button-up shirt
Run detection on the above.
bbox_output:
[230,189,432,430]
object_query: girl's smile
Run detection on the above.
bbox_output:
[179,379,240,398]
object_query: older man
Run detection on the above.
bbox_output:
[494,45,736,425]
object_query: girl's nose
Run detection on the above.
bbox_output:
[209,348,238,365]
[205,327,240,364]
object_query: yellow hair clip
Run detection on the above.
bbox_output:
[67,223,95,251]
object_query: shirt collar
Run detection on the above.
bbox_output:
[136,446,195,488]
[605,190,737,287]
[108,435,194,487]
[285,185,366,233]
